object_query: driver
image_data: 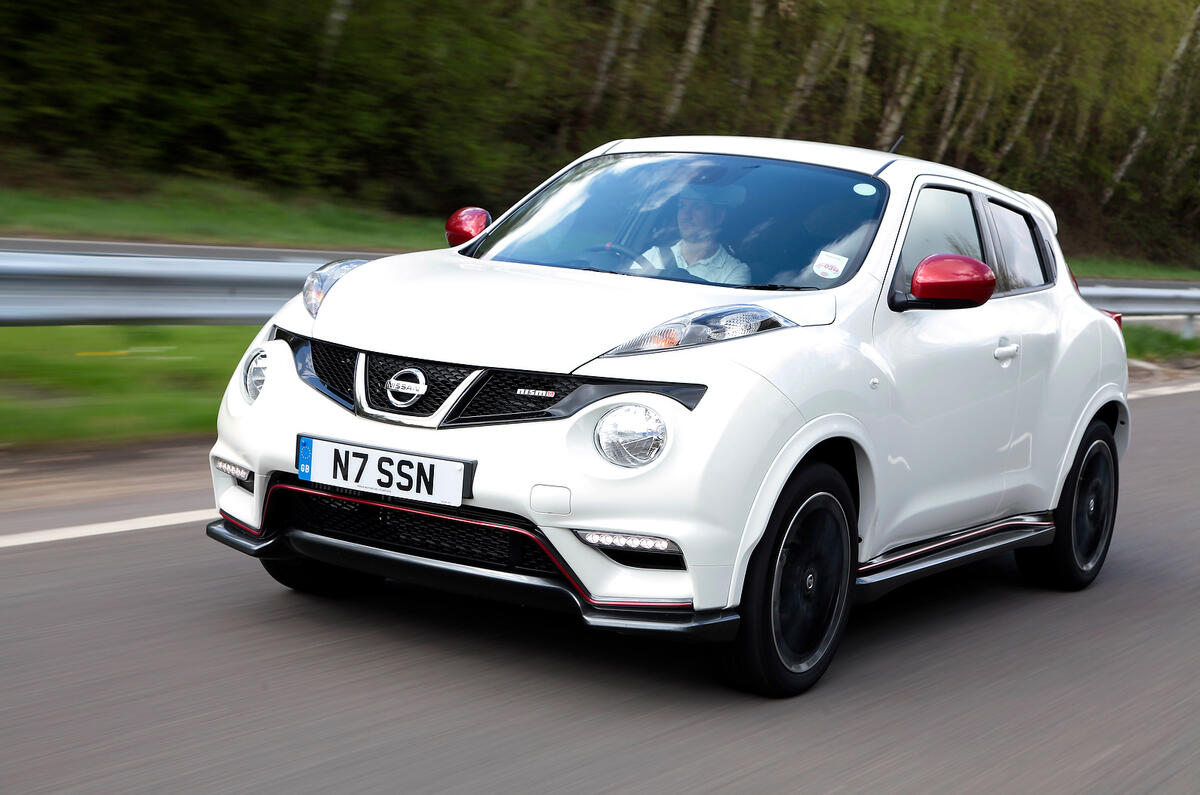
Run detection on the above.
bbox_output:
[639,183,751,285]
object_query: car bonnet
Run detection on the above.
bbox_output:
[310,249,836,373]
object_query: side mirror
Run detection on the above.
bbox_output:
[892,254,995,310]
[445,207,492,247]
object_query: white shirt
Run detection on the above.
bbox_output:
[639,242,752,285]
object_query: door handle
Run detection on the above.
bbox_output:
[993,343,1020,361]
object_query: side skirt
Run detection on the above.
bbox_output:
[855,513,1056,602]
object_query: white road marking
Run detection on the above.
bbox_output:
[1129,381,1200,400]
[0,509,217,550]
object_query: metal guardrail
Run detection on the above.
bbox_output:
[1,250,1197,336]
[0,251,321,325]
[1079,285,1200,338]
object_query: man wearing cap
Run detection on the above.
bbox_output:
[639,183,751,285]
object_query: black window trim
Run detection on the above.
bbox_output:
[887,181,996,311]
[979,195,1055,298]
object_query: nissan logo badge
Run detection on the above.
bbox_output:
[385,368,428,408]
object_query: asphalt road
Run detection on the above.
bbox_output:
[3,386,1199,794]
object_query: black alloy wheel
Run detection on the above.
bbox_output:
[1016,419,1119,590]
[725,463,856,697]
[1071,439,1116,572]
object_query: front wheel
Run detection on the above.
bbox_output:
[724,463,857,697]
[1016,419,1118,590]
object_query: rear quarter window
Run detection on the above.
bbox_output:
[989,202,1048,293]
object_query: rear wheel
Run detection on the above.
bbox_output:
[261,556,381,596]
[724,463,856,697]
[1016,420,1118,590]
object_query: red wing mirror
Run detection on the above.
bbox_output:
[904,254,996,309]
[445,207,492,247]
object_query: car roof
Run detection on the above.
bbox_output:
[606,135,902,175]
[604,136,1040,220]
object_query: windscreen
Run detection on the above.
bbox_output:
[470,153,887,289]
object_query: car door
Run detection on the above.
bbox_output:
[979,197,1060,518]
[871,179,1020,551]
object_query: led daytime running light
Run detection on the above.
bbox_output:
[576,530,680,553]
[215,458,251,481]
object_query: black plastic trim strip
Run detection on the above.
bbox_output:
[441,375,706,427]
[855,512,1055,602]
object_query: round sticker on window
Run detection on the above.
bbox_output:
[853,183,877,197]
[813,251,849,279]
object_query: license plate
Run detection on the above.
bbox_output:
[297,436,466,507]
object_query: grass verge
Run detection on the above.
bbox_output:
[1123,325,1200,362]
[0,325,254,446]
[0,178,447,251]
[1068,255,1200,282]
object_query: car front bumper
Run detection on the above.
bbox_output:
[206,517,741,640]
[210,332,803,622]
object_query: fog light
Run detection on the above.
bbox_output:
[242,348,269,403]
[594,404,667,467]
[576,530,679,553]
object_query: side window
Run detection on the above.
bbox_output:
[898,188,983,288]
[989,202,1048,292]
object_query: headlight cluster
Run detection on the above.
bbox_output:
[303,258,369,318]
[604,304,793,356]
[594,405,666,467]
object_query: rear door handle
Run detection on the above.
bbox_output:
[993,343,1020,361]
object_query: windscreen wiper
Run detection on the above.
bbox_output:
[733,284,820,291]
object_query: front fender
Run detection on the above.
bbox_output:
[726,413,879,608]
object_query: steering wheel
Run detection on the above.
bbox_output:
[584,243,655,272]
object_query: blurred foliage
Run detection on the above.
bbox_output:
[0,180,446,249]
[1068,255,1200,281]
[0,0,1197,263]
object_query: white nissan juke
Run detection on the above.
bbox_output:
[207,137,1129,696]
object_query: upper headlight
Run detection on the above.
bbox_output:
[604,305,794,356]
[303,258,369,318]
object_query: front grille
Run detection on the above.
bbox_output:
[277,330,706,425]
[455,370,585,420]
[309,340,357,403]
[364,353,475,417]
[264,479,562,578]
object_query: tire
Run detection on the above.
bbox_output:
[1015,419,1118,590]
[724,463,857,697]
[261,556,380,596]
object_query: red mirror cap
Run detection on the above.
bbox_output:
[911,254,996,307]
[445,207,492,247]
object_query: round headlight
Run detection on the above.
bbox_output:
[242,349,268,403]
[594,405,667,467]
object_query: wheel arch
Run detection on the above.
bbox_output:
[1050,385,1130,507]
[726,415,878,608]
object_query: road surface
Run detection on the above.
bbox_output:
[2,387,1199,794]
